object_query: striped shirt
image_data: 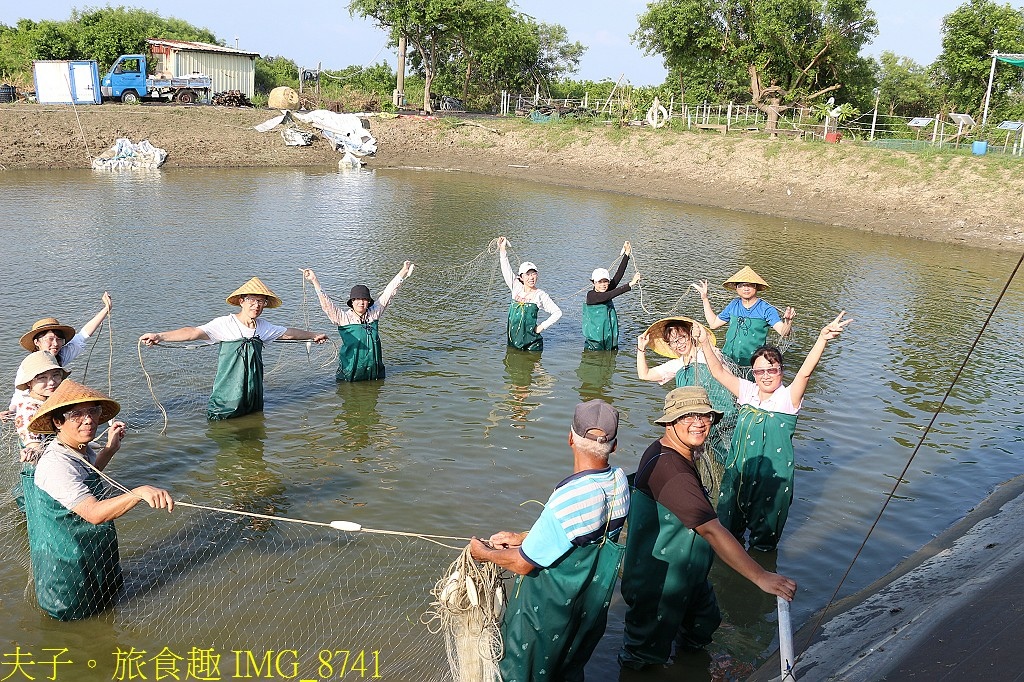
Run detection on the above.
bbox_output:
[520,467,629,568]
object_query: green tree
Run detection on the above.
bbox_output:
[874,51,940,117]
[633,0,878,128]
[932,0,1024,116]
[255,55,300,93]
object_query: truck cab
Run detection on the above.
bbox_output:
[101,54,148,103]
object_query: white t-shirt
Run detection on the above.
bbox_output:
[647,349,712,386]
[737,379,800,415]
[34,441,99,510]
[197,315,288,344]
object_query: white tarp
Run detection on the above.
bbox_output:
[91,138,167,170]
[255,110,377,161]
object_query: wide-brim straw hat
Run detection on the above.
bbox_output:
[722,266,769,292]
[226,277,283,308]
[20,318,77,351]
[644,317,716,359]
[28,379,120,434]
[654,386,723,425]
[15,351,70,390]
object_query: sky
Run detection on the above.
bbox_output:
[1,1,966,86]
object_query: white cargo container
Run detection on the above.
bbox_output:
[33,60,102,104]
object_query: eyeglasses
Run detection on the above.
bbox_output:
[667,335,691,347]
[677,413,713,425]
[751,365,782,377]
[242,296,269,306]
[735,282,758,289]
[64,405,103,423]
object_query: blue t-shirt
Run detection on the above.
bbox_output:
[520,467,629,568]
[718,298,781,326]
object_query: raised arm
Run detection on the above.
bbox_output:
[139,327,210,346]
[772,306,797,338]
[497,237,515,292]
[693,324,740,397]
[609,246,630,288]
[376,261,414,310]
[636,333,661,382]
[692,280,728,330]
[696,518,796,600]
[788,311,851,407]
[303,268,347,325]
[79,291,113,338]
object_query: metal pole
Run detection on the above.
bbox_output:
[982,52,998,127]
[393,35,407,108]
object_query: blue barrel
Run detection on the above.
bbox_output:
[972,140,988,155]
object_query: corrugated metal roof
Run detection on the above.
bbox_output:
[147,39,260,58]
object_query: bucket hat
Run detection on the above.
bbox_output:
[347,284,374,308]
[591,268,611,282]
[226,277,283,308]
[15,351,70,390]
[654,386,723,425]
[572,399,618,444]
[28,379,120,434]
[643,317,716,359]
[20,318,77,352]
[518,262,538,276]
[723,266,769,292]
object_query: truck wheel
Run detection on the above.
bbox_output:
[175,89,197,104]
[120,90,140,104]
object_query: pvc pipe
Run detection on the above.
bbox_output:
[778,597,796,680]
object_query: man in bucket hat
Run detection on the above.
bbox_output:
[140,277,328,420]
[22,380,173,620]
[302,261,414,381]
[691,266,796,368]
[618,386,796,670]
[470,399,629,682]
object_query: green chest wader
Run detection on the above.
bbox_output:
[22,464,122,621]
[619,472,721,668]
[499,531,624,682]
[722,316,771,368]
[717,406,798,552]
[508,301,542,351]
[207,336,264,420]
[337,320,384,382]
[581,300,618,351]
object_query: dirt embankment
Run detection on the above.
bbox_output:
[2,103,1023,250]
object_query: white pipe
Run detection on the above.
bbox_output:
[778,597,797,680]
[982,52,998,127]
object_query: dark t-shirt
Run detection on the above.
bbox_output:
[634,439,717,530]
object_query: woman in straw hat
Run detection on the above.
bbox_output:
[691,266,795,368]
[694,311,851,552]
[22,380,172,621]
[583,241,641,350]
[302,261,414,382]
[497,236,562,351]
[11,351,69,463]
[139,277,328,420]
[619,386,796,670]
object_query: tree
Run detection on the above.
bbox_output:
[633,0,878,129]
[874,51,940,117]
[932,0,1024,116]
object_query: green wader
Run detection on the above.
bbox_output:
[508,301,543,351]
[717,406,798,552]
[722,316,771,368]
[581,300,618,350]
[620,481,721,668]
[22,463,123,621]
[337,320,384,382]
[499,537,625,682]
[207,336,264,420]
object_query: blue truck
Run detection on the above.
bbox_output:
[100,54,212,104]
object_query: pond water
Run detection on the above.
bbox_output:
[0,166,1021,681]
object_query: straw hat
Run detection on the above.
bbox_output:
[654,386,723,425]
[19,318,77,351]
[226,277,282,308]
[722,266,769,292]
[643,317,716,359]
[15,351,70,390]
[28,380,120,434]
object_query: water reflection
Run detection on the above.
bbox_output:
[332,380,386,452]
[576,349,618,402]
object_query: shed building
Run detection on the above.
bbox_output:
[147,39,259,98]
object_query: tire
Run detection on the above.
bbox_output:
[175,89,197,104]
[120,90,140,104]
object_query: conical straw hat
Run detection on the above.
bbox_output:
[15,351,70,390]
[722,266,769,291]
[225,277,282,308]
[28,379,120,434]
[643,317,716,359]
[19,317,77,351]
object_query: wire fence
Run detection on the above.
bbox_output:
[504,92,1024,157]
